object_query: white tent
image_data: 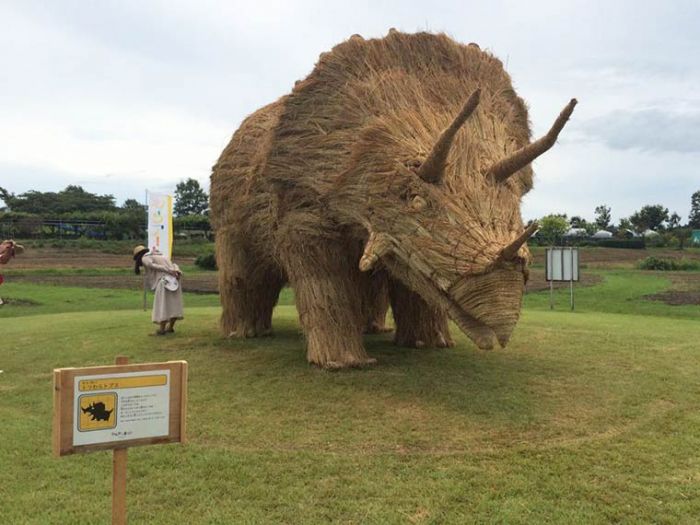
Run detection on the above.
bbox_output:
[564,227,587,237]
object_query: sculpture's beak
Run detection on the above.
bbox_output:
[447,269,525,349]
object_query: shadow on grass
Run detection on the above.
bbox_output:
[204,316,539,425]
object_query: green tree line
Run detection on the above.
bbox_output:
[2,182,698,246]
[535,191,700,248]
[0,179,210,240]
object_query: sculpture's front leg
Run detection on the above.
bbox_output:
[281,238,376,368]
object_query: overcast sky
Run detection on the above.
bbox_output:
[1,0,699,223]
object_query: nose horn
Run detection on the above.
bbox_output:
[494,321,518,348]
[449,269,525,349]
[500,222,539,262]
[476,301,520,349]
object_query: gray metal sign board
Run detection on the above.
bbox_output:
[545,247,580,282]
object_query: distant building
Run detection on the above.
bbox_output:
[618,229,637,238]
[643,229,660,237]
[692,230,700,245]
[592,230,613,239]
[564,227,587,237]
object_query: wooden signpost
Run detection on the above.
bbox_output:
[53,357,188,524]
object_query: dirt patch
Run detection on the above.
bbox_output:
[4,246,210,291]
[643,272,700,306]
[9,247,195,270]
[7,273,219,294]
[644,291,700,306]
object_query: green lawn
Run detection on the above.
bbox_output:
[1,271,699,523]
[0,282,219,318]
[0,283,293,319]
[526,269,698,319]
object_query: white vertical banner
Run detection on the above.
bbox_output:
[147,192,173,259]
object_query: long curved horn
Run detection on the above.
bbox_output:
[500,222,539,261]
[486,99,577,184]
[416,89,481,184]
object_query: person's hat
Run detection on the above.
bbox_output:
[132,245,148,260]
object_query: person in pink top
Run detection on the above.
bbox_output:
[0,240,25,305]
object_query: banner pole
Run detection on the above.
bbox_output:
[167,194,173,260]
[143,190,148,312]
[570,247,575,311]
[548,247,554,310]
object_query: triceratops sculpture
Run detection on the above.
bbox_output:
[210,31,576,368]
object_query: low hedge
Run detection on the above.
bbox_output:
[596,238,646,249]
[195,253,217,271]
[638,257,700,271]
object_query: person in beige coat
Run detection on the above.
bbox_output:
[133,245,184,335]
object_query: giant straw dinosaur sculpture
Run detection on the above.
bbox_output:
[210,30,576,368]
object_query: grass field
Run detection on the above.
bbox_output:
[1,248,699,523]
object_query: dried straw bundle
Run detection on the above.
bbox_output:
[210,30,575,368]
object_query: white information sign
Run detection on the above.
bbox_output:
[72,369,171,447]
[545,247,580,282]
[147,192,173,259]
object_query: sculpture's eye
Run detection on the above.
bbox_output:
[408,195,427,211]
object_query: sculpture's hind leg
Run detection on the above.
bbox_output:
[360,269,391,334]
[389,279,454,348]
[280,238,375,368]
[217,231,284,337]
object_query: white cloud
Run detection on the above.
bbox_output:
[579,108,700,154]
[0,108,228,191]
[1,0,699,218]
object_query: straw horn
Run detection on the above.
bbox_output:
[486,98,577,184]
[499,222,539,261]
[359,232,392,271]
[416,89,481,184]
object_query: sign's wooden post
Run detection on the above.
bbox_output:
[569,247,575,311]
[53,358,187,522]
[113,355,128,525]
